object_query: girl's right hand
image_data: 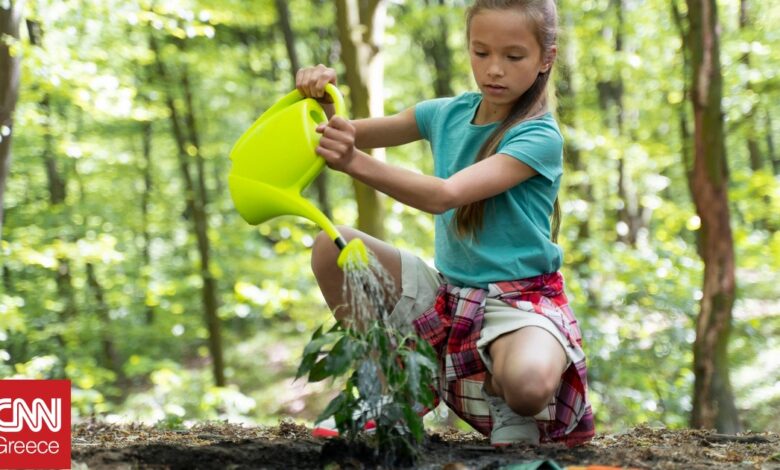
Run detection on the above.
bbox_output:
[296,64,337,102]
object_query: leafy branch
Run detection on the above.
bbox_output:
[297,319,438,464]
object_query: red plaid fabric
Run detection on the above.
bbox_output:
[412,272,595,447]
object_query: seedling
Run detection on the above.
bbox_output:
[297,251,438,465]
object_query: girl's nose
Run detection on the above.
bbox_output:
[487,63,504,78]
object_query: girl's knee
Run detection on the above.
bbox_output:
[498,365,560,417]
[311,226,355,276]
[311,230,338,278]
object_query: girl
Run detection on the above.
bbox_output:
[300,0,594,447]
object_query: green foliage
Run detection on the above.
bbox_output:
[154,414,186,431]
[1,0,778,437]
[297,320,437,463]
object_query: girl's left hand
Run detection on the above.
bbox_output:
[316,116,358,173]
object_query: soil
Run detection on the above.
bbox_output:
[71,421,780,469]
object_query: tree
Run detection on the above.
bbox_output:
[683,0,740,433]
[556,4,600,311]
[768,110,778,175]
[150,32,226,387]
[597,0,645,246]
[0,0,24,243]
[336,0,387,239]
[275,0,333,220]
[409,0,455,98]
[739,0,762,172]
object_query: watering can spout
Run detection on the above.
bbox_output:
[228,173,342,242]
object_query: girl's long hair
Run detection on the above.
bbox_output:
[456,0,561,243]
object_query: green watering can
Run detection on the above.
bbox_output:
[228,84,367,268]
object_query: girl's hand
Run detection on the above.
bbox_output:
[295,64,337,102]
[316,116,358,173]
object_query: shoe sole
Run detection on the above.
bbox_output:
[312,407,431,439]
[312,419,378,438]
[491,440,540,447]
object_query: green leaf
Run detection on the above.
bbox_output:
[308,356,330,382]
[301,331,341,358]
[310,324,325,341]
[418,385,435,408]
[356,359,382,402]
[324,335,357,377]
[316,391,348,424]
[296,330,343,379]
[401,350,421,392]
[401,402,425,443]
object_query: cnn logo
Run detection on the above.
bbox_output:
[0,380,70,469]
[0,398,62,432]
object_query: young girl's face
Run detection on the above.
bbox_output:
[468,8,552,118]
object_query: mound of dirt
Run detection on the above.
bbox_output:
[72,420,780,469]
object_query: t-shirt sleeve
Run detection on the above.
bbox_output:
[497,121,564,184]
[414,97,451,141]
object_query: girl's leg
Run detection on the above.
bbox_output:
[310,225,402,324]
[484,327,568,417]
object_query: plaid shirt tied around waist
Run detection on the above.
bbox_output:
[411,272,595,447]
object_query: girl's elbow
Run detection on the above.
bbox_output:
[418,196,448,214]
[429,185,458,214]
[427,203,447,215]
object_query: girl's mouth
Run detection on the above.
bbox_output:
[484,84,507,94]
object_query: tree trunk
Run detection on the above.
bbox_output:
[140,120,155,324]
[276,0,332,220]
[26,19,75,373]
[86,262,127,396]
[421,0,454,97]
[336,0,386,239]
[45,102,76,315]
[41,99,67,205]
[598,0,642,245]
[557,7,599,310]
[0,0,24,243]
[275,0,300,74]
[671,0,694,179]
[557,8,588,243]
[739,0,762,172]
[179,55,225,388]
[38,94,77,320]
[767,110,778,175]
[684,0,740,433]
[150,34,225,387]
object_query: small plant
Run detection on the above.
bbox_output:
[297,318,438,465]
[154,414,185,430]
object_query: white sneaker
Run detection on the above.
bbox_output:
[481,388,540,446]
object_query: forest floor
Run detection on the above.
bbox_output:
[72,420,780,469]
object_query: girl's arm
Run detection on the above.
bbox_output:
[352,108,421,149]
[296,65,421,149]
[317,117,538,214]
[316,107,421,149]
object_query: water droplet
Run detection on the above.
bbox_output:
[342,247,396,328]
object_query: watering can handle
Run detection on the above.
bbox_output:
[323,83,347,118]
[260,84,346,123]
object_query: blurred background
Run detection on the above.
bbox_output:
[0,0,777,435]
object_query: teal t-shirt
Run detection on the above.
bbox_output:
[414,92,564,288]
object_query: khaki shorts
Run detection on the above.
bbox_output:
[388,249,575,372]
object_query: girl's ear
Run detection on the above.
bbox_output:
[541,45,558,73]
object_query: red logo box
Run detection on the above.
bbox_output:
[0,380,71,469]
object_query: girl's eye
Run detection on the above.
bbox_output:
[474,51,488,57]
[508,56,524,61]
